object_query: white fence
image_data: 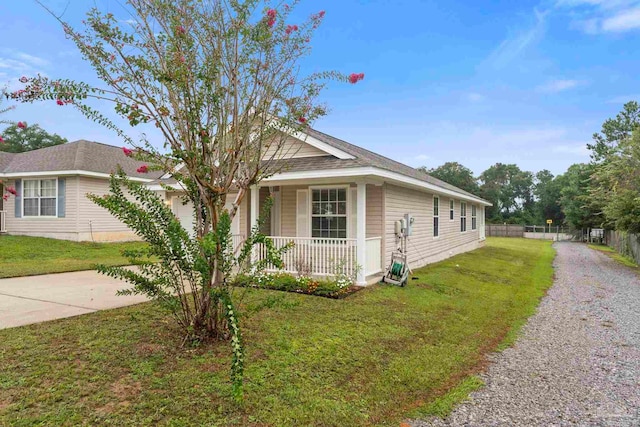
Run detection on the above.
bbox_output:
[524,225,576,241]
[256,236,357,277]
[0,211,5,233]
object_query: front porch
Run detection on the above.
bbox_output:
[245,181,385,285]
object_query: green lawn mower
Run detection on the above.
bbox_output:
[381,251,409,287]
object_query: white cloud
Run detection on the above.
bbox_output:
[483,8,548,69]
[536,79,586,93]
[601,7,640,31]
[467,93,485,102]
[556,0,640,33]
[0,50,49,89]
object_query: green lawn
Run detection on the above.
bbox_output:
[588,243,638,268]
[0,235,148,278]
[0,238,555,426]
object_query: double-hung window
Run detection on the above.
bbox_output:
[433,196,439,237]
[449,199,454,220]
[460,201,467,232]
[23,179,57,217]
[311,188,347,238]
[472,205,477,230]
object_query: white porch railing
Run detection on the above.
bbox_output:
[232,234,245,253]
[0,211,6,233]
[256,236,358,277]
[365,237,382,276]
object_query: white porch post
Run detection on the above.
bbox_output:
[356,182,367,285]
[250,185,259,263]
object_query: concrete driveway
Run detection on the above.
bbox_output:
[0,270,148,329]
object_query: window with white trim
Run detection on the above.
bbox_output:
[433,196,439,237]
[23,179,57,217]
[311,188,347,238]
[460,201,467,232]
[472,205,477,230]
[449,199,454,220]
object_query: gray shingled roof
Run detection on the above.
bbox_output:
[150,128,488,203]
[303,128,486,201]
[0,140,163,180]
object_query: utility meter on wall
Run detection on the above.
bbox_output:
[404,214,414,236]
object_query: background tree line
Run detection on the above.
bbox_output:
[419,101,640,233]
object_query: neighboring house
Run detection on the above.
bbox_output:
[149,128,491,285]
[0,140,162,241]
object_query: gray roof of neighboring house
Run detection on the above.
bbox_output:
[150,127,488,202]
[0,140,163,180]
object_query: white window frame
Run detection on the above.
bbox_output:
[460,201,467,233]
[309,185,349,239]
[449,199,455,221]
[22,177,58,218]
[472,205,477,230]
[433,195,440,238]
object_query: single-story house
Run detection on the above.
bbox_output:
[0,140,162,241]
[148,127,491,285]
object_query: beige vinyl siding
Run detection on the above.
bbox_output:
[76,177,131,234]
[384,184,481,269]
[262,135,326,160]
[3,177,80,240]
[366,184,383,238]
[280,185,306,237]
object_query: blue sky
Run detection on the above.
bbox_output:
[1,0,639,176]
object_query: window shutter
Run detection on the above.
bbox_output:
[296,189,309,237]
[57,178,66,218]
[348,187,357,238]
[14,179,22,218]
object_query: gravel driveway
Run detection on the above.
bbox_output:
[411,242,640,427]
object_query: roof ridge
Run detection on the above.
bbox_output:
[306,127,485,200]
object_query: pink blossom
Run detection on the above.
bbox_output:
[285,24,298,35]
[122,147,133,157]
[298,117,306,124]
[19,76,28,83]
[266,9,276,27]
[6,187,17,196]
[137,165,149,174]
[0,136,3,143]
[348,73,365,84]
[17,122,26,129]
[177,25,186,34]
[2,194,8,201]
[318,10,325,18]
[56,99,64,106]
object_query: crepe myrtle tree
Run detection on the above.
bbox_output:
[0,88,20,201]
[11,0,364,396]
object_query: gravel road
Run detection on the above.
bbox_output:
[410,242,640,427]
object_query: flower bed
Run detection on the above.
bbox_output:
[234,271,360,299]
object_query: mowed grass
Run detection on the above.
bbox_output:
[0,235,148,278]
[588,243,638,268]
[0,238,555,426]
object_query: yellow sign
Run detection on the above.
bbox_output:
[546,219,553,224]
